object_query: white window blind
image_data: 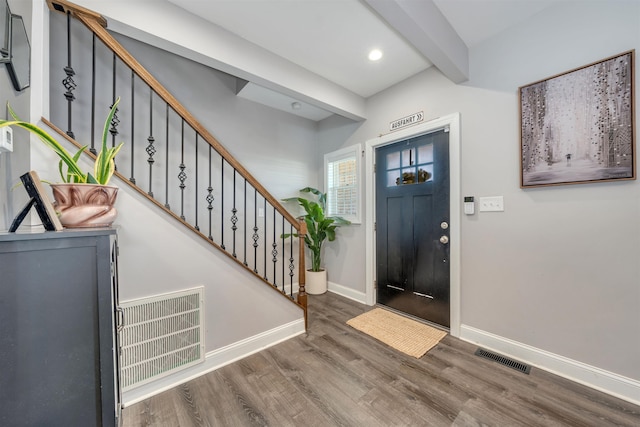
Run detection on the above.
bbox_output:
[324,144,361,223]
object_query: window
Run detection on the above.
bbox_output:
[324,144,361,224]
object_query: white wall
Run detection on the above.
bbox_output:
[463,0,639,382]
[0,0,31,231]
[319,0,640,396]
[116,180,305,349]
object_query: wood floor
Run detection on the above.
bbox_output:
[122,292,640,426]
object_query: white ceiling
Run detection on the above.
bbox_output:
[165,0,559,119]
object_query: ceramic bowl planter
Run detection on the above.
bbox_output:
[51,183,118,228]
[0,98,124,229]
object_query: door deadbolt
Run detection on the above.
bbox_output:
[440,221,449,230]
[439,235,449,244]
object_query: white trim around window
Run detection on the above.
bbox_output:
[324,144,362,224]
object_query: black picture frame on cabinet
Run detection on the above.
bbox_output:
[10,171,63,232]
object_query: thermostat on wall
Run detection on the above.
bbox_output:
[464,196,475,215]
[0,126,13,152]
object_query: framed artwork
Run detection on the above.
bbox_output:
[520,50,635,188]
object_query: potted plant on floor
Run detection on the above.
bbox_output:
[0,98,124,227]
[283,187,350,295]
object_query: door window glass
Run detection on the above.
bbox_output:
[385,140,434,186]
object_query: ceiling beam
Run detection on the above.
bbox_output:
[363,0,469,83]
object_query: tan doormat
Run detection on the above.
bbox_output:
[346,308,447,358]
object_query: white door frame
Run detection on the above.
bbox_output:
[364,113,461,337]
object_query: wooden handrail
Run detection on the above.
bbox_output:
[46,0,300,231]
[46,0,107,27]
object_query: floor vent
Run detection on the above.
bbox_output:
[120,287,205,391]
[474,348,531,374]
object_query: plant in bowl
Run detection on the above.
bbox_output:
[0,98,124,227]
[283,187,350,294]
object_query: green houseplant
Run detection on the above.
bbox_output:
[0,97,123,185]
[0,98,125,227]
[283,187,350,294]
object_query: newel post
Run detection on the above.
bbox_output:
[297,218,308,329]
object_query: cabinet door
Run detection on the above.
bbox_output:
[0,239,103,426]
[0,231,120,427]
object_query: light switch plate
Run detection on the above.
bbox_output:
[0,127,13,152]
[479,196,504,212]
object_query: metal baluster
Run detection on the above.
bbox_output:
[90,33,96,154]
[231,169,238,258]
[272,207,278,287]
[206,145,214,241]
[146,90,155,197]
[194,134,199,231]
[252,188,259,273]
[282,214,285,294]
[130,72,136,184]
[164,104,170,209]
[109,101,120,139]
[289,223,295,299]
[243,179,247,266]
[110,54,118,149]
[63,11,76,139]
[109,79,120,168]
[263,197,267,280]
[220,158,225,250]
[178,120,186,220]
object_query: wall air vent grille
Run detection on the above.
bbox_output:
[474,348,531,374]
[120,287,205,391]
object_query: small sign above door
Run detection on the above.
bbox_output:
[389,111,424,132]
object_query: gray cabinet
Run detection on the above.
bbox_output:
[0,229,121,426]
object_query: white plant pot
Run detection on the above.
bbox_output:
[306,269,327,295]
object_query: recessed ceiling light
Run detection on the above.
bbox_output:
[368,49,383,61]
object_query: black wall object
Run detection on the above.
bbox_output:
[6,13,30,91]
[0,0,10,62]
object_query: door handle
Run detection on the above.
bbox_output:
[439,235,449,244]
[116,307,125,332]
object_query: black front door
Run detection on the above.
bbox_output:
[375,129,450,327]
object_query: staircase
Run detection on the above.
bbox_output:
[43,0,308,323]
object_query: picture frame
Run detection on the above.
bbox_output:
[519,50,635,188]
[10,171,63,232]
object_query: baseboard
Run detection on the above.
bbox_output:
[294,280,368,304]
[328,281,367,304]
[122,318,305,407]
[460,324,640,406]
